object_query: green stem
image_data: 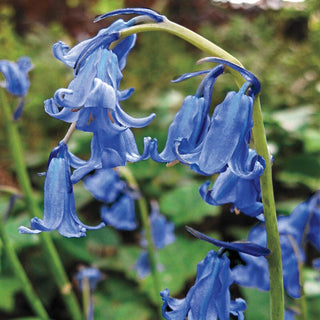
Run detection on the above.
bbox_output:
[118,166,162,320]
[0,217,49,319]
[0,90,82,320]
[82,276,91,320]
[251,97,284,320]
[120,18,284,319]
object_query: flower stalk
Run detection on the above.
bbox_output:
[120,18,284,320]
[0,216,49,319]
[118,166,162,319]
[0,89,83,320]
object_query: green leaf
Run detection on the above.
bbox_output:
[241,287,270,320]
[160,183,220,225]
[304,268,320,297]
[94,276,152,320]
[0,276,22,312]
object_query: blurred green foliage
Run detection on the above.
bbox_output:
[1,1,320,319]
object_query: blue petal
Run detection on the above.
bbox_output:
[186,226,270,256]
[94,8,165,23]
[70,134,102,183]
[171,69,210,83]
[198,57,261,95]
[74,32,120,75]
[44,98,79,123]
[113,34,137,70]
[114,103,156,128]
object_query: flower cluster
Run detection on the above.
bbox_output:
[151,58,265,218]
[19,8,265,238]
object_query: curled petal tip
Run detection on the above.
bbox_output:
[94,8,164,24]
[186,226,270,257]
[197,57,261,95]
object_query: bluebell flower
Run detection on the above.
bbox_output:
[199,149,265,218]
[135,201,175,278]
[232,216,305,298]
[44,13,158,177]
[160,227,269,319]
[19,142,105,237]
[0,57,33,119]
[150,66,224,163]
[100,193,137,231]
[75,266,104,292]
[161,250,247,320]
[83,168,126,203]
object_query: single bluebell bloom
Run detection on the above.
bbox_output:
[0,57,33,119]
[199,149,265,218]
[161,250,247,320]
[76,266,104,292]
[232,216,305,298]
[83,168,126,203]
[19,142,105,237]
[150,65,224,163]
[183,81,264,177]
[100,193,137,230]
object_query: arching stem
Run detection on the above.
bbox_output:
[120,18,284,320]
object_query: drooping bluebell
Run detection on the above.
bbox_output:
[161,250,247,320]
[150,66,224,163]
[19,142,105,237]
[160,227,270,319]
